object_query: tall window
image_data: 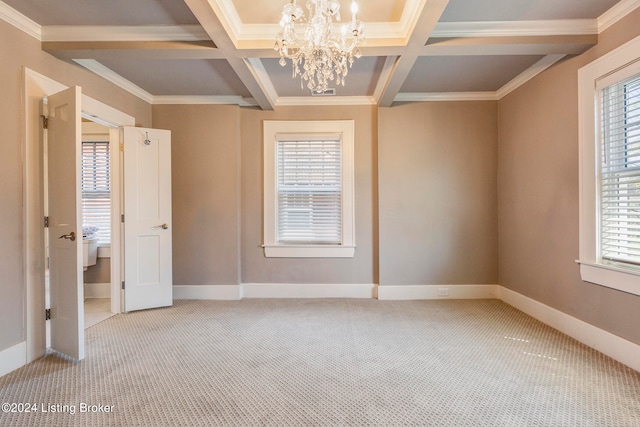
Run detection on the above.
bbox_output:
[578,34,640,296]
[264,120,355,258]
[82,141,111,245]
[600,73,640,266]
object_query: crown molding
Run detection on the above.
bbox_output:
[598,0,640,33]
[73,59,154,103]
[153,95,257,106]
[276,96,376,107]
[432,19,598,38]
[496,54,565,99]
[42,25,209,42]
[0,1,41,40]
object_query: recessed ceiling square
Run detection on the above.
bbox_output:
[97,59,251,97]
[401,56,545,93]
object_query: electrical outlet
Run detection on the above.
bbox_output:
[437,287,449,297]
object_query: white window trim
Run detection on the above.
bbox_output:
[263,120,355,258]
[578,34,640,296]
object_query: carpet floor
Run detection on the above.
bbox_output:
[1,299,639,426]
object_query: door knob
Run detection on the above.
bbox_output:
[154,223,169,230]
[58,231,76,241]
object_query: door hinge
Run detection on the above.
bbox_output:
[45,308,51,320]
[44,216,49,228]
[121,281,125,290]
[121,214,125,223]
[120,143,124,152]
[41,115,48,130]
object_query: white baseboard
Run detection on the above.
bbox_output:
[498,286,640,373]
[242,283,376,299]
[84,282,110,299]
[378,284,499,300]
[0,341,26,377]
[173,285,241,300]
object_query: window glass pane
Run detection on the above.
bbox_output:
[82,142,110,245]
[601,72,640,265]
[276,139,342,244]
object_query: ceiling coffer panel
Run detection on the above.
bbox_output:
[99,58,252,97]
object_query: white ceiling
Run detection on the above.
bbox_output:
[0,0,633,109]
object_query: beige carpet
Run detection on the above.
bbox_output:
[1,299,639,426]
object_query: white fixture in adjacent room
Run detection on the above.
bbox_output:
[83,236,98,271]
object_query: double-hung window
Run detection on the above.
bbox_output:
[82,141,111,245]
[578,34,640,296]
[263,120,355,258]
[600,72,640,265]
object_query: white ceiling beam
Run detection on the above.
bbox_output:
[378,0,451,107]
[183,0,274,110]
[41,25,209,42]
[43,41,225,60]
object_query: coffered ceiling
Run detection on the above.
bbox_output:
[1,0,635,109]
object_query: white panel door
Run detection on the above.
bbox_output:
[123,127,172,311]
[47,86,84,360]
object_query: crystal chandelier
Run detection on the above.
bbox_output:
[275,0,365,94]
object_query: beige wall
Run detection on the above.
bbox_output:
[153,104,377,286]
[83,258,110,284]
[241,106,378,284]
[498,9,640,345]
[4,3,640,360]
[152,104,241,286]
[0,18,151,352]
[378,101,498,285]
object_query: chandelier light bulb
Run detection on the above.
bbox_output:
[274,0,366,94]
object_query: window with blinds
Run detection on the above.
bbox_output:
[82,141,110,245]
[600,72,640,265]
[276,138,342,244]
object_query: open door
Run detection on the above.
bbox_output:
[47,86,84,360]
[123,127,173,311]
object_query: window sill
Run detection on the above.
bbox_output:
[264,245,355,258]
[577,260,640,296]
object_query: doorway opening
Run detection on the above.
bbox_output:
[80,120,115,328]
[25,68,135,363]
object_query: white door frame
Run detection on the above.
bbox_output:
[23,67,135,363]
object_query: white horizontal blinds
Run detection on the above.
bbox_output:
[82,142,110,244]
[601,72,640,265]
[276,136,342,244]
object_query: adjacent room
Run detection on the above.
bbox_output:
[1,0,640,425]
